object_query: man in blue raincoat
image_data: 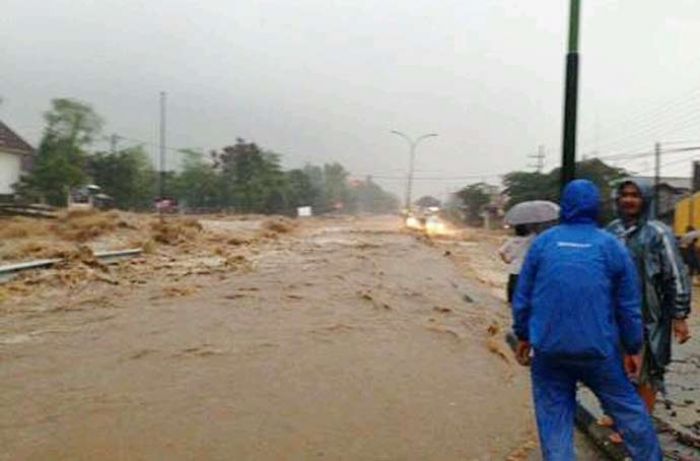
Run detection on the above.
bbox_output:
[512,179,661,460]
[607,179,692,412]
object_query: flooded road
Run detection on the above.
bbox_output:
[0,216,602,460]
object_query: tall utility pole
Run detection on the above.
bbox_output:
[159,91,167,200]
[390,130,438,211]
[529,145,546,173]
[560,0,581,189]
[691,161,700,226]
[109,133,120,154]
[654,142,661,218]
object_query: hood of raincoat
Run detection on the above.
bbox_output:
[560,179,600,224]
[612,177,654,221]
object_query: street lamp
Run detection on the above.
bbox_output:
[390,130,438,212]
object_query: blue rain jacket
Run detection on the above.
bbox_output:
[513,180,643,359]
[607,178,691,374]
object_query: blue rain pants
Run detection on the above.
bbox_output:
[531,353,661,461]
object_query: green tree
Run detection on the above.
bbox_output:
[44,98,103,146]
[174,150,221,210]
[503,158,627,223]
[214,139,288,213]
[14,99,103,206]
[349,177,399,213]
[302,164,327,212]
[286,168,320,210]
[87,146,155,210]
[502,171,558,205]
[457,182,491,224]
[321,162,351,212]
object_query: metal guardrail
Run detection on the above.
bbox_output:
[0,248,143,283]
[0,204,58,219]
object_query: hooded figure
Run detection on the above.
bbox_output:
[607,178,692,410]
[513,180,660,460]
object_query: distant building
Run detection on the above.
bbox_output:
[0,120,34,199]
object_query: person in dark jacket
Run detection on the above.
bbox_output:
[607,178,692,412]
[513,179,660,460]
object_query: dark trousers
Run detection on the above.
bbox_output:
[531,354,661,460]
[507,274,518,304]
[683,247,699,276]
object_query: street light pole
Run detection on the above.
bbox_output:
[390,130,438,211]
[561,0,581,190]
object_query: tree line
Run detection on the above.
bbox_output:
[454,158,629,225]
[14,99,398,215]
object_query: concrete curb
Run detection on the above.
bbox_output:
[0,248,143,283]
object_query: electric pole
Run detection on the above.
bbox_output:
[109,133,120,155]
[529,145,546,173]
[691,161,700,226]
[561,0,581,190]
[159,91,167,201]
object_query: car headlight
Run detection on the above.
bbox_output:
[425,219,447,234]
[405,216,420,229]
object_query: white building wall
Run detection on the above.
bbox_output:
[0,151,22,195]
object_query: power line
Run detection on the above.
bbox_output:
[575,146,699,172]
[584,107,700,154]
[367,146,700,184]
[581,88,700,143]
[633,152,700,175]
[579,85,700,148]
[580,99,700,154]
[370,174,503,182]
[595,148,654,161]
[581,99,700,151]
[661,139,700,145]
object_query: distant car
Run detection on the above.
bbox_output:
[404,209,450,236]
[425,215,446,235]
[68,184,112,210]
[155,197,179,214]
[405,214,423,230]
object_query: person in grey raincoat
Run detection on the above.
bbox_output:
[607,178,692,412]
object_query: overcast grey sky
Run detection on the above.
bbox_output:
[2,0,700,200]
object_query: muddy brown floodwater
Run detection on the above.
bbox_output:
[0,216,602,460]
